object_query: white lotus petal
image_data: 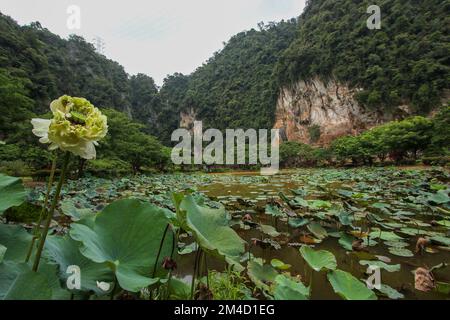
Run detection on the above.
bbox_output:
[96,281,111,292]
[31,118,51,138]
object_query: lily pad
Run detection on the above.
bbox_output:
[369,230,404,241]
[376,284,404,299]
[70,199,174,292]
[44,235,114,294]
[327,269,377,300]
[247,259,278,292]
[60,200,95,221]
[338,233,355,251]
[430,235,450,246]
[307,222,328,240]
[388,247,414,257]
[265,204,285,218]
[272,274,310,300]
[384,241,409,248]
[299,246,337,272]
[270,258,291,270]
[288,217,309,228]
[359,260,401,272]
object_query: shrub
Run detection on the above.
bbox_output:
[86,158,132,177]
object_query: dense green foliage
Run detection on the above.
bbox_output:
[97,109,171,173]
[280,106,450,167]
[276,0,450,113]
[0,13,166,173]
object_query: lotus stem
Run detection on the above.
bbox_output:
[32,152,70,272]
[164,227,177,300]
[152,224,170,278]
[25,156,57,263]
[190,248,202,300]
[204,252,210,289]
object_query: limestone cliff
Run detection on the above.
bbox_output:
[180,108,198,130]
[273,78,391,145]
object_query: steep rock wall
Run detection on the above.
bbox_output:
[273,78,388,145]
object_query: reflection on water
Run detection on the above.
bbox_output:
[176,169,450,300]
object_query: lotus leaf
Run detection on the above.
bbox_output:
[0,261,52,300]
[272,274,309,300]
[180,195,246,270]
[307,222,328,239]
[0,224,32,262]
[247,259,278,292]
[359,260,400,272]
[270,258,291,270]
[0,174,27,215]
[299,246,337,272]
[70,199,174,292]
[327,270,377,300]
[44,235,114,294]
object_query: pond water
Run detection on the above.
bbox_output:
[175,168,450,300]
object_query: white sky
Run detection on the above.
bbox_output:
[0,0,305,86]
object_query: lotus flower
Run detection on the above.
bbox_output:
[31,95,108,159]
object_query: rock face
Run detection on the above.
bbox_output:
[273,78,386,145]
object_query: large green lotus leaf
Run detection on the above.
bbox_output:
[270,258,291,270]
[272,274,310,300]
[0,261,52,300]
[0,174,27,215]
[307,222,328,239]
[0,244,5,263]
[247,259,278,292]
[307,199,332,210]
[70,199,173,292]
[0,224,32,262]
[167,277,191,300]
[327,270,377,300]
[180,195,246,269]
[299,246,337,272]
[388,247,413,257]
[44,235,114,295]
[37,262,71,300]
[359,260,400,272]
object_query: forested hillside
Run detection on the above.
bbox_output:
[0,13,169,173]
[276,0,450,113]
[156,0,449,143]
[1,0,449,171]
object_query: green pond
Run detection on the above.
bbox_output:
[177,168,450,300]
[32,167,450,300]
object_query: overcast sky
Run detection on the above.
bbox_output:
[1,0,305,85]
